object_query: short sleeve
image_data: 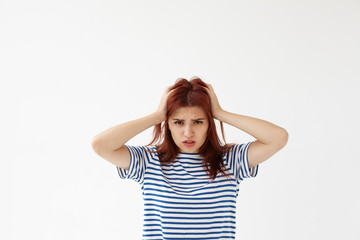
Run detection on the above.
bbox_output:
[228,142,259,182]
[116,145,152,184]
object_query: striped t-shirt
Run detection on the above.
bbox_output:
[116,142,259,240]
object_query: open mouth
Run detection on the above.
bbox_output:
[183,140,196,147]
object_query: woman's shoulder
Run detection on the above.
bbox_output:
[144,145,159,154]
[229,142,252,148]
[124,145,159,158]
[143,145,161,159]
[223,142,253,156]
[125,144,156,151]
[124,145,160,167]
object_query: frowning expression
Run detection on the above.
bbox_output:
[168,106,209,153]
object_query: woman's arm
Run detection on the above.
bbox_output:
[206,84,288,168]
[91,87,170,169]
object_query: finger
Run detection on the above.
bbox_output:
[166,88,175,97]
[164,86,171,93]
[203,82,210,90]
[162,86,172,96]
[205,84,215,94]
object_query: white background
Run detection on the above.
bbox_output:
[2,0,359,239]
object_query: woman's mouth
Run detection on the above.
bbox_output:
[183,140,196,148]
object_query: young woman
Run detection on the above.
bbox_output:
[91,77,288,240]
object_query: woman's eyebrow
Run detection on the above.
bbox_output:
[192,118,206,121]
[171,118,206,121]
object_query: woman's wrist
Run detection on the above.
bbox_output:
[152,110,166,125]
[212,108,226,121]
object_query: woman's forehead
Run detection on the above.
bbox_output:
[169,106,207,119]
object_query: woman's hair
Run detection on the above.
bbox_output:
[148,77,233,180]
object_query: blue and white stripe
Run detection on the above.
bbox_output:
[117,142,258,240]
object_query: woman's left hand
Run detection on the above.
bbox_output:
[205,83,224,120]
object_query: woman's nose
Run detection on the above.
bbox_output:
[184,124,194,138]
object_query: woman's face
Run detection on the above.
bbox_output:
[168,106,209,153]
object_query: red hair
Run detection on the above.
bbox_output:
[148,77,233,180]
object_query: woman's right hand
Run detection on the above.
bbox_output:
[155,86,172,123]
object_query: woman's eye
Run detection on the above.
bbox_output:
[194,120,203,124]
[174,121,183,125]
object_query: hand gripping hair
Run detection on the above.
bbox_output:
[149,76,232,180]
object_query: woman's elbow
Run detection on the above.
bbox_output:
[277,128,289,148]
[91,137,104,155]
